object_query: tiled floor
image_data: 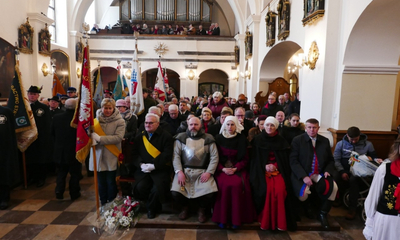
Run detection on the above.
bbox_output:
[0,172,366,240]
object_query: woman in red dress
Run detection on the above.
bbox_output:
[212,116,257,229]
[250,117,297,231]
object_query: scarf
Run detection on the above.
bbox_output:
[391,159,400,212]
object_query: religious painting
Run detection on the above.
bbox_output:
[18,18,34,54]
[75,38,83,63]
[0,38,16,100]
[234,46,239,66]
[51,50,71,93]
[277,1,290,40]
[38,24,51,56]
[302,0,325,26]
[245,28,252,60]
[199,83,224,97]
[266,11,277,47]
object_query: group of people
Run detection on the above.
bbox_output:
[131,23,220,36]
[3,86,400,239]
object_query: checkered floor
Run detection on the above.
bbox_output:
[0,172,366,240]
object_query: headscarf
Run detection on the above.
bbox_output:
[265,116,279,129]
[220,116,244,138]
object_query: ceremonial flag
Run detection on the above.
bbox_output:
[113,66,124,100]
[163,68,169,93]
[71,46,93,163]
[154,61,166,101]
[93,68,103,110]
[130,39,144,115]
[52,72,66,97]
[7,65,38,152]
[122,75,129,98]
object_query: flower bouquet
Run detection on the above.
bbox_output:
[98,196,141,235]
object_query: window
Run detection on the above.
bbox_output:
[47,0,56,43]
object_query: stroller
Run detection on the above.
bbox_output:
[342,150,380,221]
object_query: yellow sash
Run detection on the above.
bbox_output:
[142,133,161,158]
[93,119,121,159]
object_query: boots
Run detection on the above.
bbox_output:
[317,211,330,229]
[178,206,189,220]
[197,208,207,223]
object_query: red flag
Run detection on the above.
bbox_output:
[71,46,93,163]
[154,61,166,101]
[52,73,66,97]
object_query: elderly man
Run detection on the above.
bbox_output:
[334,126,380,220]
[138,106,173,135]
[132,113,173,219]
[165,104,183,136]
[290,118,338,229]
[51,98,82,200]
[234,107,253,137]
[48,96,63,118]
[25,86,52,187]
[171,117,219,223]
[275,111,286,134]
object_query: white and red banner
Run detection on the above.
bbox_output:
[154,61,166,101]
[130,39,145,115]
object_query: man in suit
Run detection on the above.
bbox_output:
[290,118,338,229]
[212,23,220,35]
[51,98,82,200]
[196,25,207,35]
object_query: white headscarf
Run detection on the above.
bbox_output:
[220,116,244,138]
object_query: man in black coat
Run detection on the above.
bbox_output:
[290,118,338,229]
[48,96,64,118]
[51,99,82,200]
[0,106,19,209]
[25,86,52,187]
[165,104,184,136]
[132,113,173,219]
[261,94,284,117]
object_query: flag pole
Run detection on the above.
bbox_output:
[92,54,100,219]
[22,152,27,189]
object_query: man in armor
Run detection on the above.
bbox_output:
[171,117,219,223]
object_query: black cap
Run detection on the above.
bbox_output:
[27,86,41,93]
[48,96,60,102]
[60,95,69,99]
[104,89,113,95]
[67,87,77,93]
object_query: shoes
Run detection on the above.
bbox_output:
[0,200,9,210]
[147,210,156,219]
[55,192,64,200]
[218,223,226,229]
[231,225,239,230]
[197,208,207,223]
[317,212,330,229]
[178,206,189,220]
[345,209,357,220]
[71,192,81,201]
[36,179,45,188]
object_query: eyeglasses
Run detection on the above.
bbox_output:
[145,122,155,125]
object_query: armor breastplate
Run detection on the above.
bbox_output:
[182,138,210,169]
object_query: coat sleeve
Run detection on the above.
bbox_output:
[206,142,219,174]
[99,119,125,145]
[290,137,308,180]
[333,141,345,173]
[172,140,184,172]
[363,163,387,240]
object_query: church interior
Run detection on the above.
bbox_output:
[1,0,400,239]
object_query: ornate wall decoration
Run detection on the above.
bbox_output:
[154,42,168,56]
[277,1,290,40]
[245,27,252,59]
[234,45,239,66]
[307,41,319,70]
[75,38,83,63]
[302,0,325,26]
[38,23,51,56]
[266,11,277,47]
[18,18,34,54]
[51,50,71,93]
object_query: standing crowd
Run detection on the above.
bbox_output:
[2,86,400,239]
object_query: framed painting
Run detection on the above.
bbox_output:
[51,50,71,93]
[0,38,16,100]
[277,1,290,40]
[302,0,325,26]
[266,11,277,47]
[38,23,51,56]
[18,18,34,54]
[234,46,239,66]
[75,38,83,63]
[245,28,252,60]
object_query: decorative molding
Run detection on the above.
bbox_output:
[177,51,233,56]
[89,35,236,41]
[343,65,400,75]
[89,57,233,63]
[27,12,54,25]
[90,49,143,54]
